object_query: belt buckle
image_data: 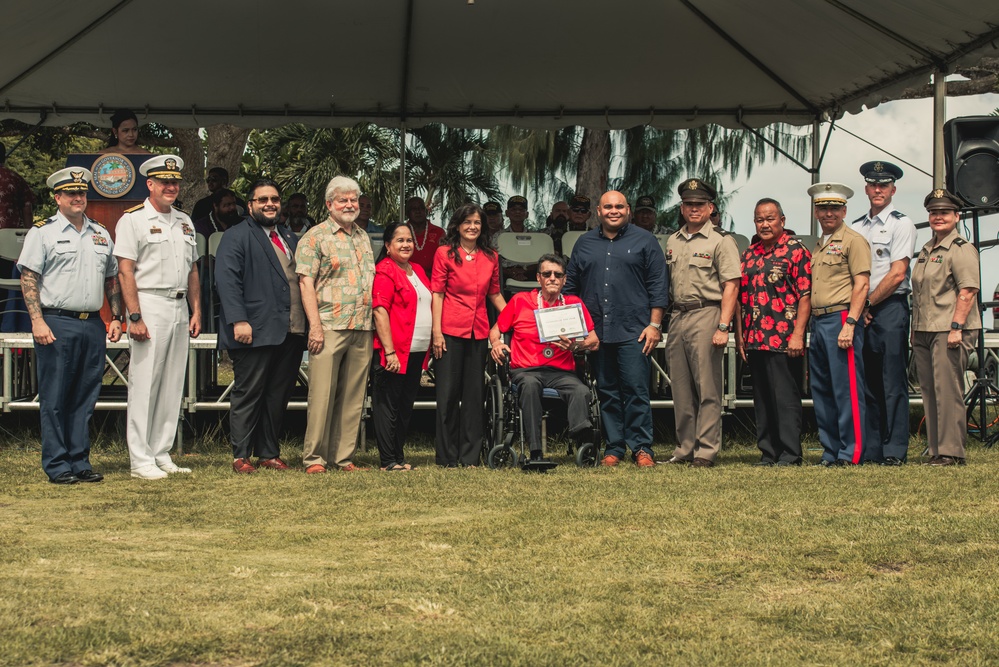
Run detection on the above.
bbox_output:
[174,291,184,300]
[78,312,89,320]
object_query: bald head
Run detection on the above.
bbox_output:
[597,191,630,238]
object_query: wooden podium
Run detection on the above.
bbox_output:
[65,153,157,327]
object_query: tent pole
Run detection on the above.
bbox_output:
[933,69,947,189]
[810,119,820,236]
[399,126,407,223]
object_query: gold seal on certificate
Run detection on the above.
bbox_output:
[534,303,587,342]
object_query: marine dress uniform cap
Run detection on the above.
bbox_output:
[677,178,717,202]
[507,195,528,208]
[483,201,502,214]
[46,167,92,192]
[860,160,903,184]
[808,182,854,206]
[569,195,591,211]
[923,188,964,211]
[635,195,656,212]
[139,154,184,180]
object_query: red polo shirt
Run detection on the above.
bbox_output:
[431,245,501,339]
[408,223,446,277]
[495,290,595,371]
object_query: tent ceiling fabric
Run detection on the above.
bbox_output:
[2,0,998,130]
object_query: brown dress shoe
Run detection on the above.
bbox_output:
[927,455,965,466]
[339,463,370,472]
[601,454,620,467]
[258,457,290,470]
[691,457,715,468]
[305,464,327,474]
[664,456,690,465]
[635,451,656,467]
[232,458,256,474]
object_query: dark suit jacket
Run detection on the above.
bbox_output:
[214,216,300,350]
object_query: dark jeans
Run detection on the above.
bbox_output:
[372,352,426,467]
[863,296,911,461]
[227,333,305,460]
[809,312,868,464]
[435,334,487,466]
[592,339,653,459]
[511,366,592,453]
[36,315,105,480]
[748,350,803,464]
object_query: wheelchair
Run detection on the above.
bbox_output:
[483,349,602,470]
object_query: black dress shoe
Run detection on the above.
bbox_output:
[879,457,905,466]
[776,459,803,467]
[75,469,104,482]
[49,471,79,485]
[815,459,844,468]
[753,460,776,467]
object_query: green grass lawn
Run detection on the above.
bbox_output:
[1,429,998,666]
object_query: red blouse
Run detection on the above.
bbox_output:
[372,258,432,373]
[430,245,501,339]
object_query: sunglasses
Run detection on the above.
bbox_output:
[539,270,565,278]
[252,196,282,204]
[570,207,589,213]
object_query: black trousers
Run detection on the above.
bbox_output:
[372,352,425,467]
[863,295,911,462]
[227,333,305,460]
[748,350,803,464]
[511,366,592,453]
[435,334,487,466]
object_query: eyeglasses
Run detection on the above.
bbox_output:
[570,207,588,213]
[539,270,565,278]
[252,196,281,204]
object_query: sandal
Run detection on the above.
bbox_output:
[381,463,407,471]
[400,462,417,470]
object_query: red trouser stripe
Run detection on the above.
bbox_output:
[842,311,864,464]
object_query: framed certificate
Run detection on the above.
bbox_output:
[534,303,587,342]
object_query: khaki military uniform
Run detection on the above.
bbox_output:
[665,224,741,462]
[911,229,980,459]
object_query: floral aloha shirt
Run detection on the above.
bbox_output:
[739,233,811,352]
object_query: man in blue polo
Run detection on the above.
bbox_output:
[564,191,669,467]
[852,161,917,465]
[18,168,124,484]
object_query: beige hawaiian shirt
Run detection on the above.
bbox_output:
[295,219,374,331]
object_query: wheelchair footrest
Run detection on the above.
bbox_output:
[521,459,558,473]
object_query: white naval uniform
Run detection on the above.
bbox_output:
[113,199,198,472]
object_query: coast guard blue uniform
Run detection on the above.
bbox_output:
[18,172,117,482]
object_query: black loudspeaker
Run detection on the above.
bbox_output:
[944,116,999,209]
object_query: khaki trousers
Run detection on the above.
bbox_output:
[302,329,372,468]
[912,330,976,459]
[667,305,724,461]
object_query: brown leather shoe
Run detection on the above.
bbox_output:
[305,464,327,474]
[339,463,370,472]
[600,454,620,467]
[927,455,965,466]
[232,458,256,474]
[258,457,290,470]
[691,457,715,468]
[635,451,656,467]
[664,456,690,465]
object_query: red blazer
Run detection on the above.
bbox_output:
[372,257,431,373]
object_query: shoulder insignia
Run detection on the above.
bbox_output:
[124,204,143,213]
[86,216,107,229]
[851,214,866,224]
[715,228,730,236]
[172,205,190,215]
[889,210,905,219]
[954,237,967,246]
[34,218,52,228]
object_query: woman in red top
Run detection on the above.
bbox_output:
[372,222,433,471]
[431,204,506,467]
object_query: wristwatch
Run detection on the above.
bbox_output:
[717,323,730,332]
[951,321,964,330]
[845,316,858,326]
[112,314,125,323]
[648,322,661,331]
[128,312,142,323]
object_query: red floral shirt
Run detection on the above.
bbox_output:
[739,233,812,352]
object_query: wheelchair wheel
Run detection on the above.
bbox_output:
[576,441,598,468]
[487,444,519,469]
[484,374,504,448]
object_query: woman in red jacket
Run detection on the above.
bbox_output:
[431,203,507,467]
[372,221,433,471]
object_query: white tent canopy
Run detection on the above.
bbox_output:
[2,0,998,131]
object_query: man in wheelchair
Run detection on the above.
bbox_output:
[489,253,599,462]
